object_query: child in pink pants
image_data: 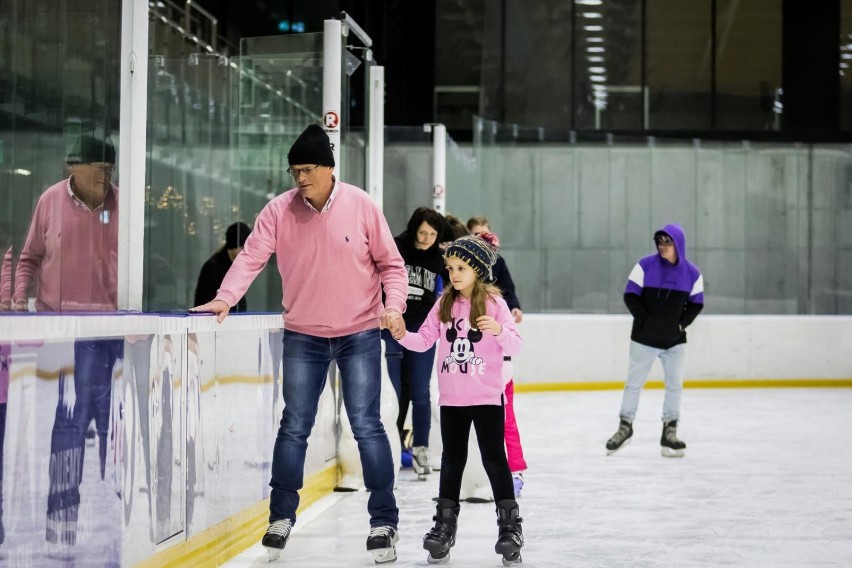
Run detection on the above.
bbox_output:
[503,358,526,497]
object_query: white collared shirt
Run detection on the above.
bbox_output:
[302,176,339,213]
[66,176,109,212]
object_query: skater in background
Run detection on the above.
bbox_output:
[606,223,704,457]
[390,233,524,566]
[382,207,445,479]
[191,124,407,564]
[193,222,252,312]
[467,216,527,497]
[440,214,468,250]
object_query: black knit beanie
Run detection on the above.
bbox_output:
[225,222,251,249]
[445,233,499,281]
[67,135,116,164]
[287,124,335,167]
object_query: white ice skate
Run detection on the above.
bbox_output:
[412,446,432,480]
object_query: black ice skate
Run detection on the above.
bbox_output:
[412,446,432,480]
[423,498,459,564]
[261,519,293,561]
[495,499,524,566]
[606,418,633,455]
[661,420,686,458]
[366,525,399,564]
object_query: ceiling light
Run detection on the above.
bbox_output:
[587,55,605,62]
[590,75,607,82]
[586,46,606,53]
[589,66,606,73]
[581,12,603,18]
[586,37,604,42]
[584,25,603,32]
[576,0,603,5]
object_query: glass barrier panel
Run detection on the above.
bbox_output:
[0,0,122,315]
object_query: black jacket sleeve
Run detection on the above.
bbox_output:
[492,256,521,311]
[623,292,648,323]
[680,301,704,329]
[194,260,219,307]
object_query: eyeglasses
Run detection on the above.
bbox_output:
[88,164,115,178]
[287,165,321,178]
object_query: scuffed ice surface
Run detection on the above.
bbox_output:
[225,388,852,567]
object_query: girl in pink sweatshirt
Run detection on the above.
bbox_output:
[391,233,524,566]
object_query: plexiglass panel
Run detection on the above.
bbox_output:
[143,28,324,313]
[383,117,852,315]
[0,0,122,315]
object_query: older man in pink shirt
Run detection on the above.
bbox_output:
[193,124,408,564]
[13,135,123,555]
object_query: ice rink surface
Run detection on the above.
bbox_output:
[224,388,852,567]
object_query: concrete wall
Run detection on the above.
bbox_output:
[383,141,852,315]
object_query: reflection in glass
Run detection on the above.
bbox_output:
[46,338,123,557]
[0,342,7,545]
[715,0,782,130]
[0,0,122,316]
[646,0,713,129]
[573,0,643,130]
[842,0,852,130]
[14,136,119,313]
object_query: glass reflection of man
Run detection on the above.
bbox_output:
[13,135,123,555]
[0,342,7,545]
[0,224,10,545]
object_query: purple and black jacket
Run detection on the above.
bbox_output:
[624,223,704,349]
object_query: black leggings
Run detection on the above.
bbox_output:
[438,404,514,503]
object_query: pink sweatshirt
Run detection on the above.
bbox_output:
[1,246,11,304]
[14,179,119,312]
[216,181,408,338]
[398,294,522,407]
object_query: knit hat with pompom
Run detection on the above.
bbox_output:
[445,232,500,281]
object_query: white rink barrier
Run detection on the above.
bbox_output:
[0,313,338,568]
[513,314,852,387]
[3,313,848,566]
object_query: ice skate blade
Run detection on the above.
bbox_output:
[426,550,451,564]
[417,473,428,481]
[264,546,282,562]
[413,464,432,476]
[500,552,522,566]
[661,446,685,458]
[370,547,398,564]
[606,437,631,455]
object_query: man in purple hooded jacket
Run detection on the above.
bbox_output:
[606,223,704,458]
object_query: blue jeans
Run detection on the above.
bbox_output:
[619,341,686,423]
[46,338,123,545]
[382,329,436,448]
[270,328,398,528]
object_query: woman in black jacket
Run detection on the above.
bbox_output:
[384,207,447,478]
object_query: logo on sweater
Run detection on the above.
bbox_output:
[441,318,484,375]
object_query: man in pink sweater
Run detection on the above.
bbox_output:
[13,135,124,555]
[192,124,408,564]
